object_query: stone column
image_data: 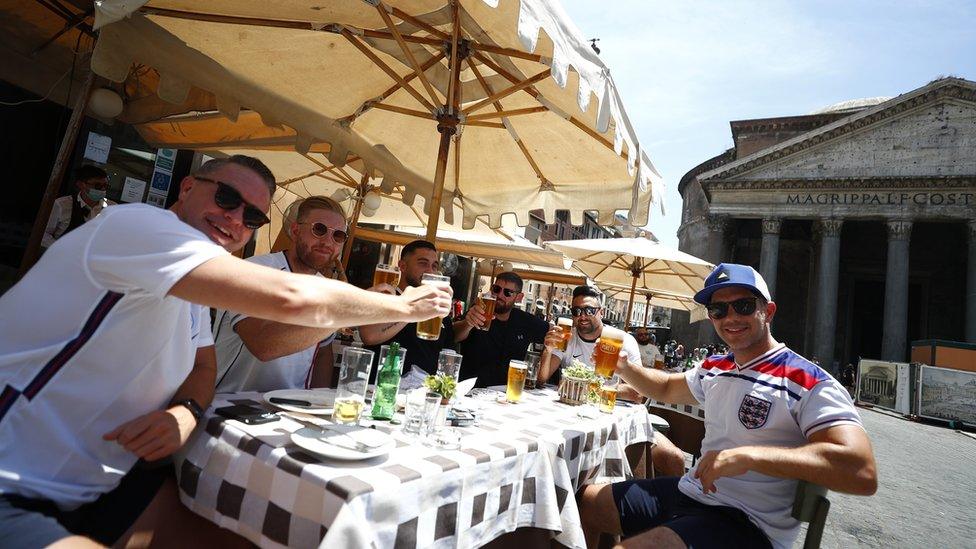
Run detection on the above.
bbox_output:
[704,214,730,264]
[813,218,843,375]
[882,220,912,361]
[967,220,976,343]
[759,218,782,299]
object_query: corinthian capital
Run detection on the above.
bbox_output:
[816,218,843,238]
[706,214,729,233]
[762,217,782,235]
[886,219,913,241]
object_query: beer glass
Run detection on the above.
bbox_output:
[332,347,375,424]
[417,273,450,340]
[506,360,528,403]
[594,328,625,378]
[436,349,463,383]
[599,377,619,414]
[372,263,400,288]
[476,292,497,331]
[523,348,541,390]
[555,317,573,351]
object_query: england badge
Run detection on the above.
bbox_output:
[738,394,771,429]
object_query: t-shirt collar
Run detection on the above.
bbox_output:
[734,342,786,370]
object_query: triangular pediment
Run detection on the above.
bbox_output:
[700,78,976,182]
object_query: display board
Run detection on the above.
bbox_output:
[917,365,976,426]
[856,359,912,414]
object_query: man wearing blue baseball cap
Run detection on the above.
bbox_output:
[577,263,877,549]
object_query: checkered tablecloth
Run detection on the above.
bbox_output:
[174,388,655,549]
[647,399,706,420]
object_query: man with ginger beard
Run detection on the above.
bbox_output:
[213,196,349,392]
[454,271,548,387]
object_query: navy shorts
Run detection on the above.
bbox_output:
[611,477,772,549]
[0,463,169,549]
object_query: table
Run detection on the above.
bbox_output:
[175,388,656,549]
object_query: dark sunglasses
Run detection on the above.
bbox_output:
[299,222,348,244]
[194,176,270,230]
[490,284,517,297]
[570,306,600,317]
[707,297,759,320]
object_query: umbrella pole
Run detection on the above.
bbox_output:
[643,294,652,327]
[545,282,556,322]
[19,70,96,276]
[625,274,638,330]
[341,172,371,271]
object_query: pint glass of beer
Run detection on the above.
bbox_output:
[417,273,450,341]
[506,360,528,403]
[594,328,625,378]
[599,381,618,414]
[477,292,497,331]
[373,263,400,288]
[332,347,375,424]
[555,317,573,351]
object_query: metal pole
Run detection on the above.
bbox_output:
[625,274,637,330]
[545,281,556,322]
[19,70,96,276]
[643,294,651,327]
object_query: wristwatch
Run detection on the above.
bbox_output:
[176,398,204,421]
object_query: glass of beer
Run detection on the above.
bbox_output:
[417,273,451,341]
[506,360,528,403]
[599,378,619,414]
[555,317,573,351]
[476,292,497,331]
[594,328,625,378]
[373,263,400,288]
[333,347,375,424]
[523,348,541,390]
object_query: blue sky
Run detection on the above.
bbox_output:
[561,0,976,247]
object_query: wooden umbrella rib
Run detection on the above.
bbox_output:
[464,121,506,129]
[446,1,461,112]
[375,4,441,106]
[141,7,312,29]
[339,51,446,125]
[342,29,437,113]
[360,28,442,47]
[468,41,544,63]
[311,173,351,186]
[462,68,551,115]
[301,153,358,186]
[465,106,548,122]
[371,102,436,119]
[389,6,450,40]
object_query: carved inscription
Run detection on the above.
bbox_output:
[786,192,973,206]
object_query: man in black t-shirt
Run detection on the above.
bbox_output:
[360,240,455,377]
[455,272,548,387]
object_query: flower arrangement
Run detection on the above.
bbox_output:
[558,360,597,405]
[423,373,457,404]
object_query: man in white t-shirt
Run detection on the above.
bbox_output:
[42,165,117,248]
[213,196,348,392]
[0,156,451,548]
[578,264,877,549]
[634,327,663,369]
[539,285,686,478]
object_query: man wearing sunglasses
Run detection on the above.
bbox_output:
[578,264,876,549]
[213,196,349,393]
[0,157,452,548]
[42,164,117,248]
[453,272,548,387]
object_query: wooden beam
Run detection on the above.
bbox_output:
[463,120,506,129]
[465,105,548,122]
[371,102,435,120]
[375,4,441,106]
[468,41,544,63]
[389,6,450,40]
[461,68,550,115]
[342,29,437,113]
[338,51,445,125]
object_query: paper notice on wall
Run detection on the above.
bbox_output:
[120,176,147,203]
[83,132,111,164]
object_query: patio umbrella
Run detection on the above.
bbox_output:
[599,282,708,325]
[545,237,713,329]
[91,0,664,241]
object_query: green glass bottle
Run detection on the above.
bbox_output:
[370,342,403,420]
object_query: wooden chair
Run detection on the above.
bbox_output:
[792,480,830,549]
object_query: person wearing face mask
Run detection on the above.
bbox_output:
[212,196,349,392]
[453,271,548,387]
[42,165,117,248]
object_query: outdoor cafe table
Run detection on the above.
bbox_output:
[174,387,658,549]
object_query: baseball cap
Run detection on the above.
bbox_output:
[693,263,772,305]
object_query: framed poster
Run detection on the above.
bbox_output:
[856,359,900,411]
[917,365,976,426]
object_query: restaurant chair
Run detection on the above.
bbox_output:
[792,480,830,549]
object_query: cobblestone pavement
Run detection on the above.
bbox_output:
[801,407,976,548]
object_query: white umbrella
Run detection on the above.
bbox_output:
[92,0,663,241]
[600,282,708,324]
[545,237,714,329]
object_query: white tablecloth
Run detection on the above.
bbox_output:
[175,388,655,548]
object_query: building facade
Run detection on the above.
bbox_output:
[674,77,976,373]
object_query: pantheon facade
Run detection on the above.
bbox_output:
[674,77,975,373]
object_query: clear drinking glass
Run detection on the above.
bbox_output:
[436,349,463,383]
[332,347,374,424]
[506,360,528,403]
[523,349,541,390]
[417,273,451,341]
[402,388,429,435]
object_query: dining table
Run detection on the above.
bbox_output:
[174,386,663,549]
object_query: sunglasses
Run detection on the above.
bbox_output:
[570,306,601,317]
[706,297,759,320]
[490,284,517,297]
[299,222,348,244]
[194,176,270,230]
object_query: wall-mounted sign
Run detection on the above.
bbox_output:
[83,132,111,164]
[120,177,148,203]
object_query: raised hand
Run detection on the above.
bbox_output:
[400,283,453,322]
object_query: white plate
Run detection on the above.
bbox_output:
[264,389,335,415]
[291,427,396,461]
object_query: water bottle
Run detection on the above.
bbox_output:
[370,342,404,420]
